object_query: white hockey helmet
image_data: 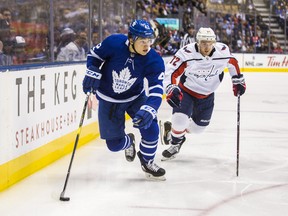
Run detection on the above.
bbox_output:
[196,27,216,42]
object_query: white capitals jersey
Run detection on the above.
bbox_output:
[164,42,240,98]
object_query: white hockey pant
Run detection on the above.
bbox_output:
[171,112,206,138]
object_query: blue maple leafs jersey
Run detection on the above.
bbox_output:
[86,34,165,110]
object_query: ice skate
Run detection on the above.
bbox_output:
[163,121,172,144]
[161,137,186,161]
[137,151,166,181]
[125,133,136,162]
[159,120,172,145]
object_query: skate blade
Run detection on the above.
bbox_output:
[161,155,176,161]
[159,120,165,145]
[145,173,166,181]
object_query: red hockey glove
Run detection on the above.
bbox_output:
[166,84,183,108]
[232,74,246,96]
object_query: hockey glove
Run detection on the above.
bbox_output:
[82,65,102,94]
[166,84,183,108]
[232,74,246,96]
[133,105,157,130]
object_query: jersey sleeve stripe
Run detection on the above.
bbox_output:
[148,93,163,98]
[228,58,241,75]
[88,49,105,62]
[148,84,163,91]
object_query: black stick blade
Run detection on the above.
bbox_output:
[60,196,70,201]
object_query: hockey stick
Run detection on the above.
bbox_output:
[236,93,240,177]
[60,93,90,201]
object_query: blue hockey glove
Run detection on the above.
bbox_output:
[133,105,157,130]
[232,74,246,96]
[166,84,183,108]
[82,65,102,94]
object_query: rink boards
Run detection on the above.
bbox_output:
[0,53,287,191]
[0,64,99,191]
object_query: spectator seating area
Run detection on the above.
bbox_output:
[0,0,287,66]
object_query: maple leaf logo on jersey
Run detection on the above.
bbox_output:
[112,67,137,94]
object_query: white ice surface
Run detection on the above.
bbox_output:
[0,72,288,216]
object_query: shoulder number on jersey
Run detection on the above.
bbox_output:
[169,56,181,66]
[158,72,164,80]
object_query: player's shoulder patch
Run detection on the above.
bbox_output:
[183,46,192,53]
[215,42,228,51]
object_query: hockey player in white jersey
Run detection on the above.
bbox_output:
[161,27,246,160]
[82,20,166,180]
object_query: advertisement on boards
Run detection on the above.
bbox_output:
[0,64,97,164]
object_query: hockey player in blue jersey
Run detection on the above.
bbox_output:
[82,20,166,180]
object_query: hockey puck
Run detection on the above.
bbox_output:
[60,197,70,201]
